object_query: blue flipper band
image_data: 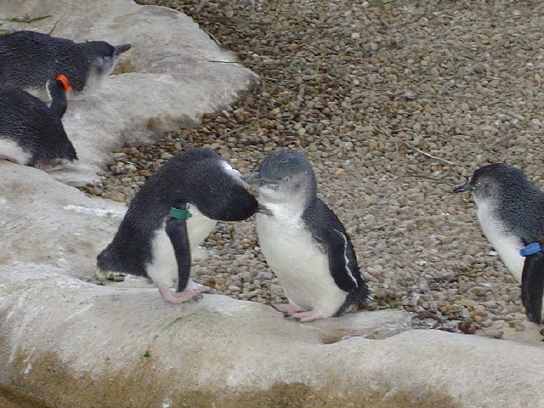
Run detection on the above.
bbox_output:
[169,207,192,220]
[519,242,542,257]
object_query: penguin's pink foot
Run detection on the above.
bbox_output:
[268,303,304,315]
[291,310,325,323]
[158,285,201,304]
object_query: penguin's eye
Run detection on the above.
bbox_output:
[281,175,291,182]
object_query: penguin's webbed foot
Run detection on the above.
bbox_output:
[267,303,324,322]
[268,302,304,315]
[290,310,325,323]
[158,285,202,304]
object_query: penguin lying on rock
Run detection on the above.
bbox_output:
[97,148,258,304]
[0,75,77,168]
[0,30,131,100]
[244,149,370,322]
[455,163,544,324]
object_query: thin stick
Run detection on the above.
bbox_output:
[400,140,458,166]
[218,122,255,140]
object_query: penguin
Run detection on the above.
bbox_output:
[97,148,258,304]
[244,149,370,322]
[0,30,131,100]
[0,75,78,168]
[454,163,544,324]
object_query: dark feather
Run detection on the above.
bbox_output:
[303,198,370,308]
[521,251,544,324]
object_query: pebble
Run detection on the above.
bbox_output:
[80,0,544,339]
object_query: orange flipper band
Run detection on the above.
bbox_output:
[55,74,73,91]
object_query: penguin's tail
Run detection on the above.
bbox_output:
[334,283,371,317]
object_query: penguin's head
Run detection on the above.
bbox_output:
[245,149,317,205]
[79,41,131,76]
[454,163,528,201]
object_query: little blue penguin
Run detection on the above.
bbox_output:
[97,148,258,304]
[0,74,78,168]
[454,163,544,324]
[244,149,370,322]
[0,30,131,100]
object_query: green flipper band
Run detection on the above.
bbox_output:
[169,207,192,220]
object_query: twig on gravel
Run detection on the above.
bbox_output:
[400,141,458,166]
[301,135,327,154]
[218,122,256,140]
[399,174,459,185]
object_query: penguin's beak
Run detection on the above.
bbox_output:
[243,173,261,187]
[453,182,472,193]
[244,173,279,190]
[114,44,132,56]
[257,204,274,216]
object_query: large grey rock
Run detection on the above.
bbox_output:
[0,163,125,279]
[2,261,544,408]
[0,0,258,185]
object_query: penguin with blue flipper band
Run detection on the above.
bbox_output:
[455,163,544,324]
[244,149,370,322]
[97,148,258,304]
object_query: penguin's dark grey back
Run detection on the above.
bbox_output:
[0,31,79,90]
[0,31,129,94]
[472,163,544,243]
[0,86,77,166]
[129,148,257,223]
[97,148,257,276]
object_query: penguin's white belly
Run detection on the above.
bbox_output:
[186,207,218,250]
[476,201,524,282]
[0,137,32,165]
[146,207,216,287]
[256,213,347,318]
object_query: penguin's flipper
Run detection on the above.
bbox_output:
[323,228,359,293]
[521,251,544,324]
[164,203,192,294]
[304,200,359,293]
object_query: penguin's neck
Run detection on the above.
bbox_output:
[258,197,307,220]
[47,81,68,119]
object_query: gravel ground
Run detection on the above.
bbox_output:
[82,0,544,339]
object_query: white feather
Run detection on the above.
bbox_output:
[146,206,216,287]
[0,137,32,165]
[475,196,524,282]
[256,201,347,318]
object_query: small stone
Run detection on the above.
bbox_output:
[102,192,125,202]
